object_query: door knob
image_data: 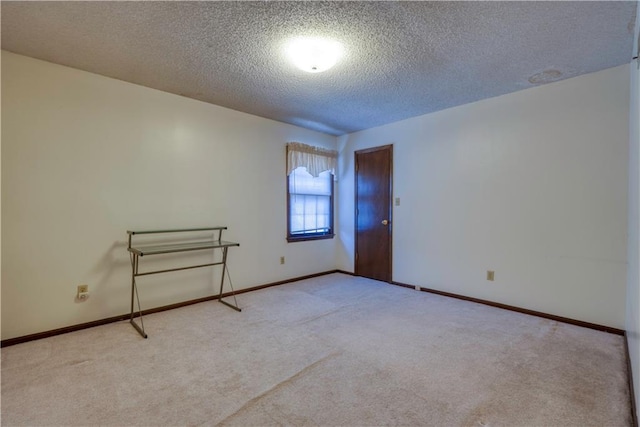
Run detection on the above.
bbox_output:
[381,219,389,225]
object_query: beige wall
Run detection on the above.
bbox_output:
[1,51,337,340]
[337,65,630,329]
[626,1,640,419]
[1,49,633,342]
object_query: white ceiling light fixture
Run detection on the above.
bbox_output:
[285,37,344,73]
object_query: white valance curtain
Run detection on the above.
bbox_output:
[286,142,338,178]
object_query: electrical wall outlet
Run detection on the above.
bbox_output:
[280,256,285,265]
[486,271,495,281]
[77,284,89,300]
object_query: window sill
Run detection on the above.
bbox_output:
[287,234,335,243]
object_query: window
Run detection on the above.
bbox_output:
[286,142,337,242]
[287,167,334,241]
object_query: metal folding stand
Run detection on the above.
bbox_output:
[127,227,241,339]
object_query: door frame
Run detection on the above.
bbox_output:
[354,144,393,281]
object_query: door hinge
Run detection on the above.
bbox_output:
[355,161,359,172]
[355,252,359,261]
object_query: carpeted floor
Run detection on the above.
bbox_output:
[1,273,632,426]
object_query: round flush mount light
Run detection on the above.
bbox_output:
[285,37,344,73]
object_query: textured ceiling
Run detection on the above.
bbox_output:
[1,1,637,136]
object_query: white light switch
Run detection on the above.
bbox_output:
[395,197,400,206]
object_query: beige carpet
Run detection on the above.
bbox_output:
[1,273,632,426]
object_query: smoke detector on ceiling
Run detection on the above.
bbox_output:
[285,37,344,73]
[528,69,563,85]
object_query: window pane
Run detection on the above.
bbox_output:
[288,167,332,238]
[289,168,331,196]
[291,214,304,233]
[290,195,330,234]
[316,213,329,229]
[291,194,305,215]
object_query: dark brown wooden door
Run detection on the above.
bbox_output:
[355,145,392,282]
